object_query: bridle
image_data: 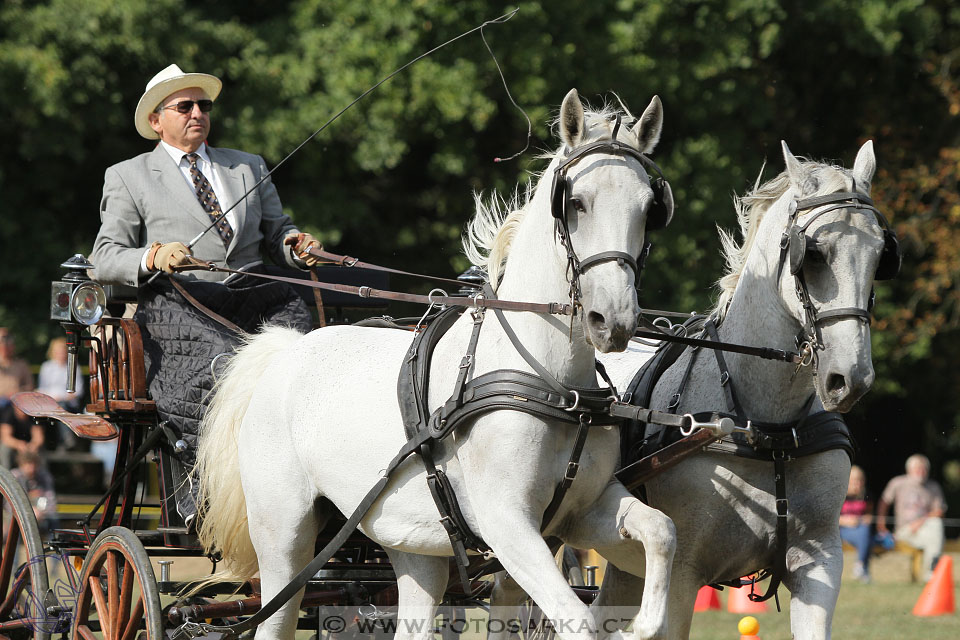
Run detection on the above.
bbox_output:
[550,115,674,311]
[776,184,901,371]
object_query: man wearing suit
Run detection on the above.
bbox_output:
[92,63,319,283]
[90,64,320,530]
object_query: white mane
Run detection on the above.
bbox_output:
[712,159,854,319]
[463,101,646,289]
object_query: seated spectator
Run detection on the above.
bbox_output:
[11,450,58,532]
[877,454,947,581]
[0,328,33,410]
[37,337,84,449]
[0,403,44,469]
[839,465,874,582]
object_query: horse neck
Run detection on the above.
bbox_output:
[713,236,817,423]
[490,193,596,387]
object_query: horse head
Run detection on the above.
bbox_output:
[769,140,893,412]
[551,88,670,352]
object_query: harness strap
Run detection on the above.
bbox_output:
[169,277,243,334]
[420,307,489,591]
[540,414,591,531]
[666,329,704,413]
[747,453,787,607]
[490,304,575,403]
[705,319,745,417]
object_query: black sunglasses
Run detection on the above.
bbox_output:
[160,99,214,114]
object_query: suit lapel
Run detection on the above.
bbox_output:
[148,145,213,230]
[207,147,247,256]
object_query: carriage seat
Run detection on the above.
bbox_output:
[11,391,119,441]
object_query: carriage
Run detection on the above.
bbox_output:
[5,253,606,640]
[3,89,894,640]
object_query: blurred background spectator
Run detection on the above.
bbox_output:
[0,403,44,469]
[839,465,875,583]
[11,450,58,532]
[0,328,33,410]
[877,454,947,582]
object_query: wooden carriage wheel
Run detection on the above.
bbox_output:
[71,527,162,640]
[0,464,51,640]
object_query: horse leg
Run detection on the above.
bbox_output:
[488,572,527,640]
[782,534,843,640]
[477,512,603,640]
[563,482,675,640]
[383,551,449,640]
[243,479,322,640]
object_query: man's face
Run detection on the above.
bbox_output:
[148,87,212,153]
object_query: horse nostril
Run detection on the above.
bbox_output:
[587,311,607,332]
[826,373,848,397]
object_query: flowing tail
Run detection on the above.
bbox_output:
[194,325,305,582]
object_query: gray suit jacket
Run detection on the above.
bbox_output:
[91,144,300,286]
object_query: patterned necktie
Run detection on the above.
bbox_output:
[186,153,233,248]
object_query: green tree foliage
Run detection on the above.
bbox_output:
[0,0,957,486]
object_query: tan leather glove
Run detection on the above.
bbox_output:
[147,241,194,273]
[285,232,322,267]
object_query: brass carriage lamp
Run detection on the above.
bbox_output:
[51,254,106,393]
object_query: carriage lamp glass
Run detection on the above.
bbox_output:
[50,281,73,321]
[69,281,107,325]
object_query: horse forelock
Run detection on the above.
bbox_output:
[463,102,640,289]
[712,158,854,320]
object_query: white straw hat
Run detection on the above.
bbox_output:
[134,64,222,140]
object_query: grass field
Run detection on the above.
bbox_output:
[688,550,960,639]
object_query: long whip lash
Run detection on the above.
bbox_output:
[170,8,521,260]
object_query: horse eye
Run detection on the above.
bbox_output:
[570,198,586,214]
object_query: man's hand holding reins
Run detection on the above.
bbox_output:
[147,241,195,273]
[285,231,322,267]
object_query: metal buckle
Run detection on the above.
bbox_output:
[776,497,789,516]
[459,355,473,370]
[563,390,581,412]
[667,393,681,410]
[719,371,730,386]
[564,461,580,481]
[358,285,372,298]
[792,427,800,449]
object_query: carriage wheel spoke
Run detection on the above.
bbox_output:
[77,624,100,640]
[106,552,120,640]
[89,573,112,640]
[116,555,134,640]
[118,597,144,640]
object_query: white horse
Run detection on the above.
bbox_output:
[595,140,889,640]
[196,89,678,640]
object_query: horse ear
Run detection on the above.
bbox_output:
[560,88,585,148]
[781,140,802,183]
[852,139,876,190]
[630,95,663,154]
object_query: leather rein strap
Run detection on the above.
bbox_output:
[171,261,574,316]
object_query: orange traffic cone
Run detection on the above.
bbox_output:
[912,555,955,616]
[727,583,768,614]
[694,585,721,611]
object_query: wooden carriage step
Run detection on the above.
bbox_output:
[12,391,119,440]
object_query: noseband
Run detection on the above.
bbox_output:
[551,115,672,310]
[776,186,900,370]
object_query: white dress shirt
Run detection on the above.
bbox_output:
[140,141,239,272]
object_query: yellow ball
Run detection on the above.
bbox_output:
[738,616,760,635]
